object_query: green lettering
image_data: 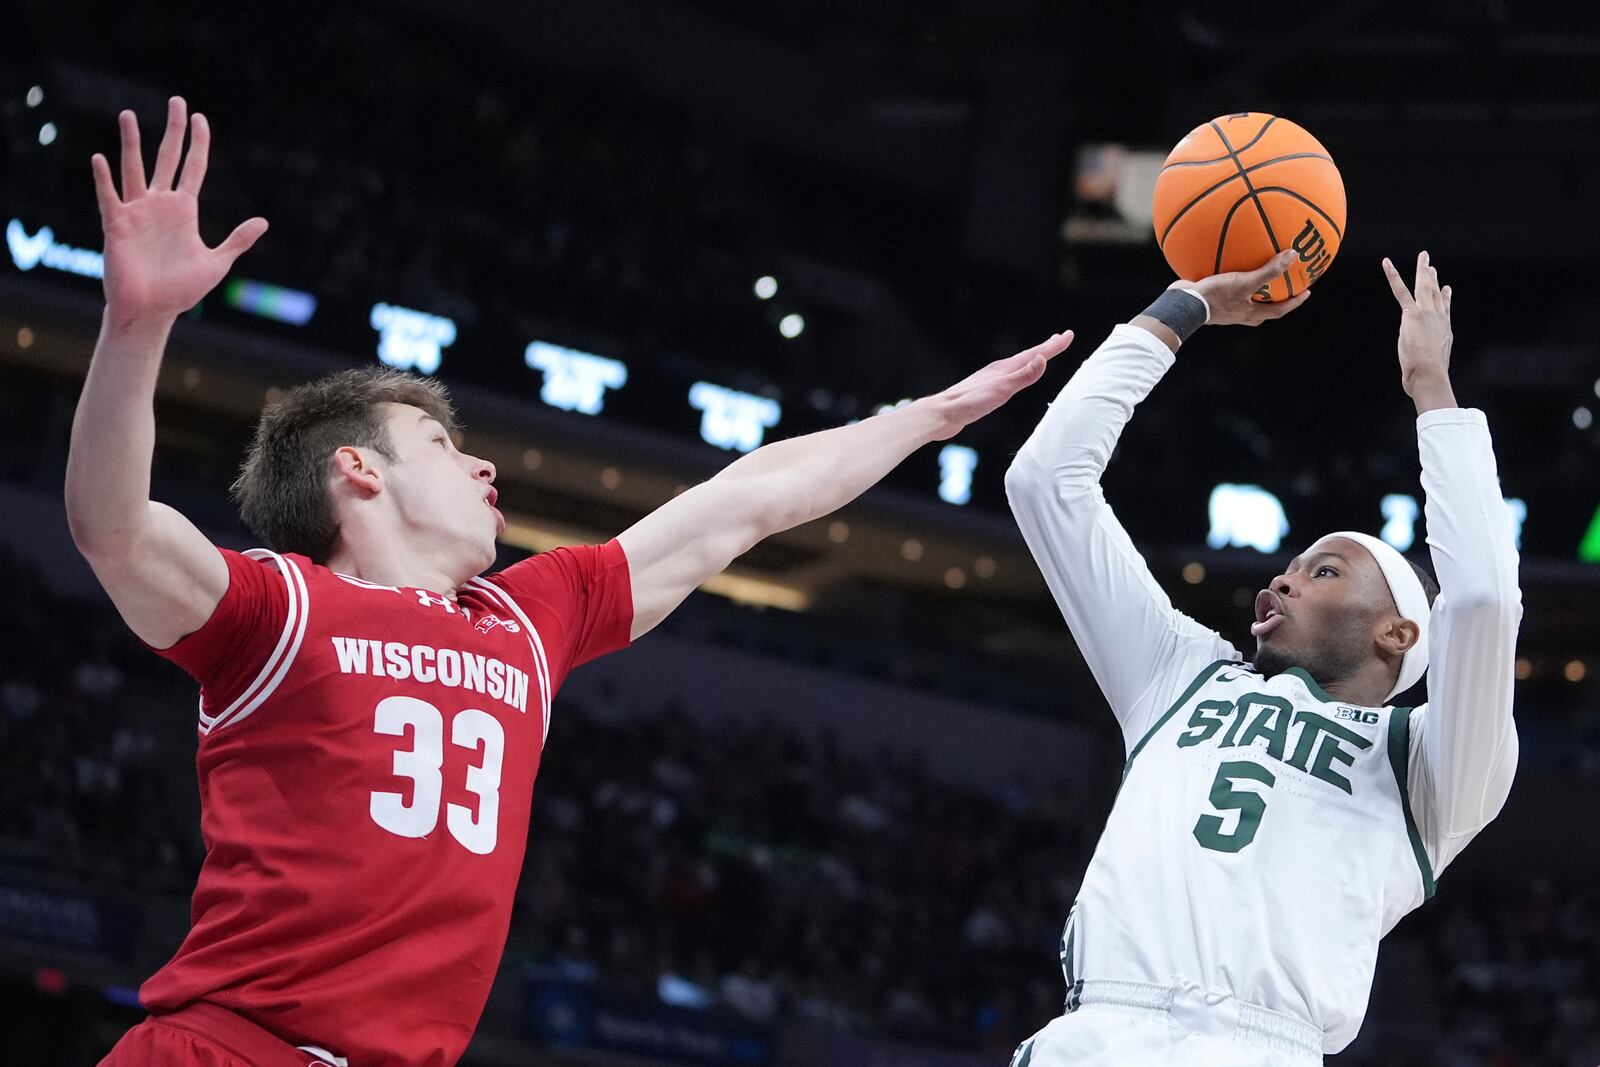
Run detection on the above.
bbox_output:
[1311,727,1370,794]
[1177,699,1234,748]
[1217,700,1251,748]
[1289,711,1372,783]
[1235,695,1293,762]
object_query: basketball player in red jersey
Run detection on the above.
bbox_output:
[65,97,1074,1067]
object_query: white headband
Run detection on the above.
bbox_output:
[1323,531,1430,702]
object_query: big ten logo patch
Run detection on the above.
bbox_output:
[1291,219,1333,281]
[1334,706,1381,726]
[474,614,522,636]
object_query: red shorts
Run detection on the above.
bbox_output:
[100,1002,333,1067]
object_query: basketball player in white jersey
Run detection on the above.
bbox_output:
[1003,250,1520,1065]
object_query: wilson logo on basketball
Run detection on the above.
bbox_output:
[1292,219,1334,282]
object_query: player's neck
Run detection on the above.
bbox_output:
[324,534,464,601]
[1303,660,1397,708]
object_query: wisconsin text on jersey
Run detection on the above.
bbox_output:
[329,636,531,715]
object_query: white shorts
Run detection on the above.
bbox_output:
[1011,980,1324,1067]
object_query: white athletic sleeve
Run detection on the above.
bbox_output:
[1005,324,1238,752]
[1404,407,1522,876]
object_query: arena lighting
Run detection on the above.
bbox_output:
[1574,406,1593,430]
[369,302,455,375]
[1206,488,1521,557]
[498,515,808,611]
[1380,494,1419,552]
[223,278,318,325]
[937,444,978,505]
[754,275,778,300]
[1505,498,1526,551]
[102,985,143,1009]
[6,218,104,278]
[38,123,57,146]
[779,313,804,338]
[688,381,781,452]
[523,340,628,415]
[1206,483,1288,553]
[25,86,43,108]
[1581,505,1600,564]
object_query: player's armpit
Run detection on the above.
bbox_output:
[77,501,230,649]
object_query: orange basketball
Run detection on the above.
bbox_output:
[1152,113,1345,302]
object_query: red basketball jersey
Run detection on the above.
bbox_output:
[139,541,633,1066]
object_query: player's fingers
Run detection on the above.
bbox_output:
[178,113,211,197]
[1427,266,1445,311]
[1011,330,1069,365]
[1441,284,1452,316]
[1413,251,1437,302]
[1034,329,1074,361]
[1257,290,1310,321]
[118,110,147,199]
[214,217,269,263]
[1380,258,1415,308]
[1246,249,1297,289]
[151,96,188,191]
[91,153,121,219]
[1006,353,1049,388]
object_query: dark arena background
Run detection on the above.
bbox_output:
[3,1,1600,1064]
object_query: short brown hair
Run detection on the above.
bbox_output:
[231,368,458,561]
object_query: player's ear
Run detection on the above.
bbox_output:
[1377,617,1420,658]
[331,445,384,497]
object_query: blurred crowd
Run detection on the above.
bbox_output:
[3,550,1599,1063]
[4,0,1596,537]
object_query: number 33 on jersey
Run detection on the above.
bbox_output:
[140,541,633,1062]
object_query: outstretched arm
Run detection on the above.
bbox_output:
[1384,254,1522,877]
[617,332,1075,639]
[1005,253,1306,748]
[65,97,268,648]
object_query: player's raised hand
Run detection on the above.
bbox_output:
[1382,251,1454,402]
[927,330,1075,440]
[92,96,268,326]
[1176,250,1311,327]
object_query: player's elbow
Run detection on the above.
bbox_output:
[1004,452,1050,509]
[1005,449,1098,514]
[65,500,129,561]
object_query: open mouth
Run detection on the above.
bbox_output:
[1251,590,1287,638]
[486,488,504,533]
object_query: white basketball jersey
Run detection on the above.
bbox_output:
[1062,659,1433,1052]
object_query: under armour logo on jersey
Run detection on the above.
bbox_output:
[415,590,457,614]
[473,614,521,635]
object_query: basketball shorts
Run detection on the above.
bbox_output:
[100,1002,342,1067]
[1011,979,1324,1067]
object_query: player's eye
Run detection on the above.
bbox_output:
[434,436,449,448]
[1314,565,1338,578]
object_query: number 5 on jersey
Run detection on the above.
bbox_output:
[1193,760,1276,853]
[370,695,505,854]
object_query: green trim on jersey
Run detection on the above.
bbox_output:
[1284,666,1340,704]
[1385,704,1436,900]
[1122,659,1234,783]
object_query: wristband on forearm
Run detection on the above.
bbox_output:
[1140,289,1210,343]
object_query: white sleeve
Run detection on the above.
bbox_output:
[1404,408,1522,876]
[1005,324,1237,752]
